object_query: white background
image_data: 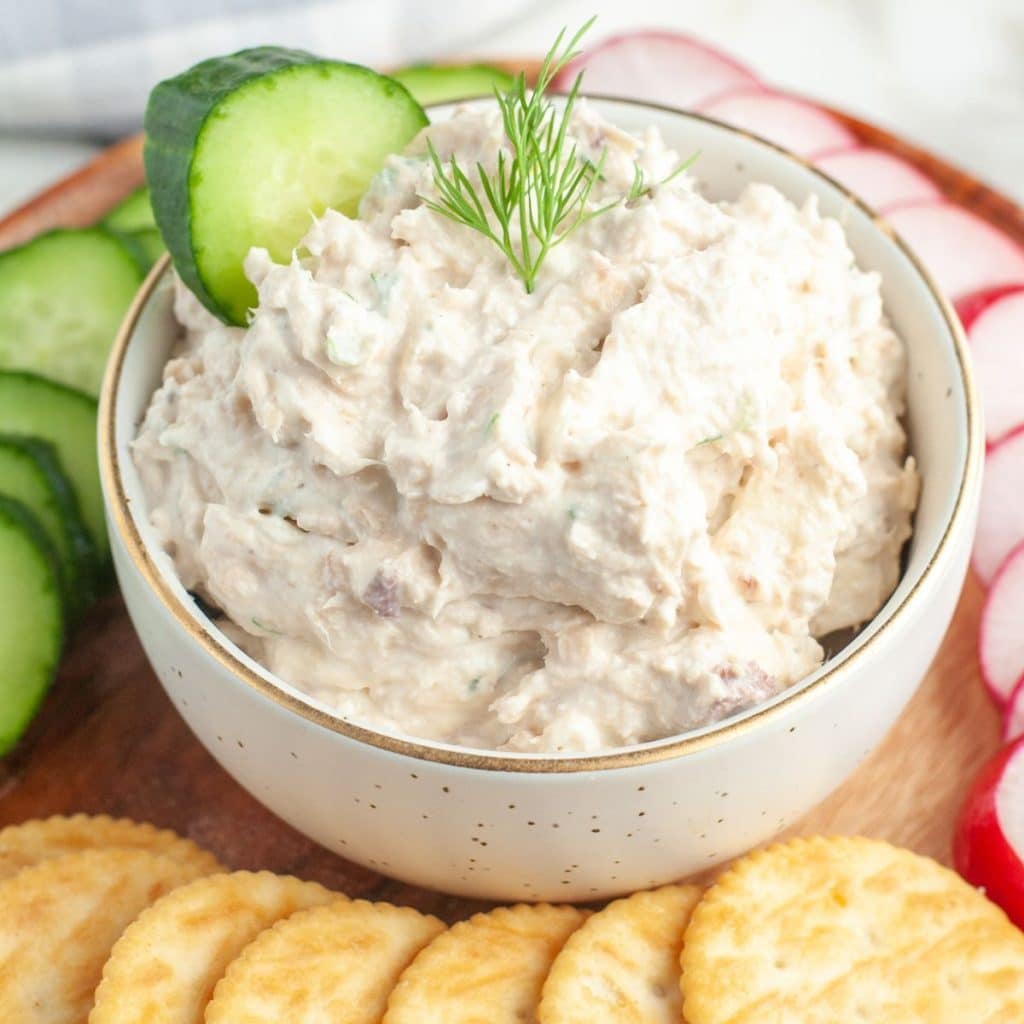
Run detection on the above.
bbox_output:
[1,0,1022,215]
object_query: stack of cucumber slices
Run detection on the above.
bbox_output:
[0,184,163,753]
[0,46,511,754]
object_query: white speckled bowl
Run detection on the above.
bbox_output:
[100,97,982,901]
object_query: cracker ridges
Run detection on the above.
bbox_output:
[0,847,215,1024]
[206,898,445,1024]
[0,813,221,880]
[89,870,339,1024]
[383,903,587,1024]
[538,883,702,1024]
[680,835,1024,1024]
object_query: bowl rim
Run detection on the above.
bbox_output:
[99,95,984,773]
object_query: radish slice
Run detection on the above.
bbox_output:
[956,283,1024,330]
[968,290,1024,445]
[552,30,759,110]
[697,88,856,157]
[954,737,1024,929]
[974,427,1024,584]
[979,541,1024,705]
[1005,677,1024,743]
[814,147,940,211]
[884,202,1024,304]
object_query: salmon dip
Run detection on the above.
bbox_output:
[134,100,919,753]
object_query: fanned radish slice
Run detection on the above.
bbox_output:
[885,202,1024,303]
[1005,678,1024,743]
[552,30,759,109]
[814,147,940,210]
[956,283,1024,330]
[697,88,855,157]
[968,290,1024,445]
[954,737,1024,929]
[974,428,1024,584]
[979,541,1024,705]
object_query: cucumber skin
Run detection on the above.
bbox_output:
[144,47,425,325]
[0,495,64,755]
[0,434,99,620]
[114,227,166,274]
[0,371,105,562]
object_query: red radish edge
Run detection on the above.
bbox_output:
[552,29,759,109]
[979,540,1024,705]
[954,737,1024,929]
[697,87,856,158]
[956,283,1024,330]
[966,289,1024,447]
[1004,676,1024,743]
[693,81,771,110]
[973,426,1024,585]
[814,147,940,211]
[884,201,1024,304]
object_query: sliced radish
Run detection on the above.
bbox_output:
[979,541,1024,705]
[954,736,1024,929]
[1005,677,1024,743]
[974,427,1024,585]
[884,202,1024,304]
[968,290,1024,446]
[697,88,856,158]
[814,147,940,211]
[956,283,1024,331]
[553,30,759,110]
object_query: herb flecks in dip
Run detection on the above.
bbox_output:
[134,101,918,753]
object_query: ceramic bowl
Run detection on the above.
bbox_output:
[99,97,982,901]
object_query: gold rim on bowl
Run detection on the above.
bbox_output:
[99,99,984,773]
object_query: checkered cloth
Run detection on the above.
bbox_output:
[0,0,539,138]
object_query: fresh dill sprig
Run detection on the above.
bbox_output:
[422,19,696,293]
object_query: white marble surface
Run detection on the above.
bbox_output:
[2,0,1022,217]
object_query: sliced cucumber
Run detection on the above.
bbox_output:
[0,436,98,619]
[0,495,64,755]
[104,188,166,271]
[0,373,105,560]
[103,186,156,234]
[0,228,143,396]
[116,227,167,273]
[144,46,428,326]
[131,228,166,268]
[391,63,515,106]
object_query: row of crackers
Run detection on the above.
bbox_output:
[1,814,1024,1022]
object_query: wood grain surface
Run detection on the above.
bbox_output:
[0,64,1010,918]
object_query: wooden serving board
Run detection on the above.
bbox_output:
[0,64,1009,919]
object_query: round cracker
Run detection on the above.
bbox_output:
[538,883,702,1023]
[0,814,219,880]
[0,847,216,1024]
[206,899,445,1024]
[90,871,338,1024]
[681,835,1024,1023]
[383,903,586,1024]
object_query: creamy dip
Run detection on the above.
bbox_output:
[134,101,918,753]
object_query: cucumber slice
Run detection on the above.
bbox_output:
[0,496,64,755]
[103,186,156,234]
[131,228,166,268]
[145,46,428,326]
[391,63,515,106]
[116,227,167,273]
[0,373,105,560]
[0,436,99,619]
[0,228,143,396]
